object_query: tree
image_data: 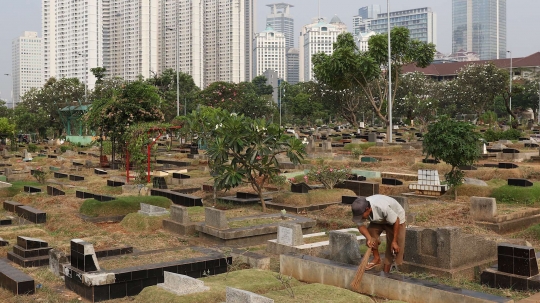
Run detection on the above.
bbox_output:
[395,72,438,130]
[91,67,107,84]
[251,76,274,96]
[512,79,540,122]
[422,116,481,200]
[452,63,510,119]
[0,118,15,138]
[313,29,435,134]
[12,104,48,137]
[205,108,306,212]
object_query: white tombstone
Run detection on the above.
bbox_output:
[418,169,441,186]
[226,287,274,303]
[158,272,209,296]
[138,203,169,216]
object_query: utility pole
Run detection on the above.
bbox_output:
[387,0,393,143]
[508,50,512,121]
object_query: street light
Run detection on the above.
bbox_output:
[167,23,180,117]
[507,50,512,121]
[387,0,393,143]
[77,53,88,103]
[3,74,13,109]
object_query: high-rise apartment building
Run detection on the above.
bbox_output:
[253,26,286,80]
[103,0,159,81]
[452,0,506,60]
[356,31,377,52]
[266,3,294,50]
[299,18,347,82]
[160,0,255,87]
[353,5,380,35]
[42,0,103,90]
[12,32,43,106]
[286,48,299,84]
[369,7,437,45]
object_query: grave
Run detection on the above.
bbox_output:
[338,180,379,196]
[23,185,42,193]
[157,272,209,296]
[163,205,197,235]
[0,237,8,246]
[481,244,540,290]
[499,162,519,169]
[347,174,366,181]
[471,196,540,233]
[69,174,85,181]
[0,259,35,295]
[107,179,125,187]
[150,189,203,207]
[502,148,520,154]
[408,170,448,196]
[15,205,47,224]
[0,218,12,226]
[218,191,272,205]
[226,287,274,303]
[7,236,52,267]
[94,168,108,175]
[266,222,304,254]
[401,227,497,278]
[138,203,169,216]
[422,158,440,164]
[54,172,69,178]
[327,231,362,265]
[360,156,378,163]
[382,178,403,186]
[459,165,478,171]
[291,182,312,193]
[47,185,65,196]
[508,178,533,187]
[76,191,116,202]
[196,212,316,246]
[153,176,168,189]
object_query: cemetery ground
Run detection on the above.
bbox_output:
[2,133,540,302]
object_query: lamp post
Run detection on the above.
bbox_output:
[507,50,512,122]
[4,74,13,109]
[77,53,88,103]
[167,22,180,117]
[387,0,393,143]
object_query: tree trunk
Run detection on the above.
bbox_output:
[454,187,458,202]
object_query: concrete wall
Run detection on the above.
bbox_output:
[280,254,512,303]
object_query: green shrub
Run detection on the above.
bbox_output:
[351,148,363,158]
[482,128,523,142]
[27,143,39,153]
[491,183,540,205]
[79,196,171,217]
[60,145,71,153]
[522,224,540,239]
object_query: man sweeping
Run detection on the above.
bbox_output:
[352,195,406,273]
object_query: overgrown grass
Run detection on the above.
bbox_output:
[491,182,540,205]
[228,217,282,228]
[519,223,540,239]
[79,196,171,217]
[120,213,168,232]
[0,180,42,197]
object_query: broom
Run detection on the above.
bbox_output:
[350,247,372,291]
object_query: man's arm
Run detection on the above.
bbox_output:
[391,218,400,253]
[357,224,375,248]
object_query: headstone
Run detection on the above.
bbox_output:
[157,272,209,296]
[470,197,497,222]
[343,181,379,196]
[69,239,100,272]
[360,156,378,163]
[508,179,534,187]
[277,222,303,246]
[170,205,189,223]
[321,141,332,151]
[226,287,274,303]
[138,203,169,216]
[497,244,539,277]
[498,162,519,169]
[328,231,362,265]
[23,151,32,162]
[422,158,440,164]
[368,133,377,143]
[49,249,69,277]
[502,148,520,154]
[291,182,310,193]
[382,178,403,186]
[204,207,228,230]
[0,237,9,246]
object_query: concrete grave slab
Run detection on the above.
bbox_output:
[226,287,274,303]
[328,231,362,265]
[138,203,169,216]
[158,271,209,295]
[205,207,228,230]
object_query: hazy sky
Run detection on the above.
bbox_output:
[1,0,539,103]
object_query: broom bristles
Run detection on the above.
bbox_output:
[350,247,372,291]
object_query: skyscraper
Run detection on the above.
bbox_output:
[359,5,381,20]
[286,48,299,84]
[299,18,347,82]
[368,7,437,45]
[160,0,255,87]
[12,32,43,106]
[253,25,287,80]
[266,3,294,50]
[452,0,506,60]
[103,0,159,81]
[42,0,103,90]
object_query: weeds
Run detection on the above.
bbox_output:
[275,273,295,298]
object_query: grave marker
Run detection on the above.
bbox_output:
[205,208,228,230]
[277,222,304,246]
[138,203,169,216]
[508,179,533,187]
[470,197,497,222]
[226,287,274,303]
[158,272,209,295]
[328,231,362,265]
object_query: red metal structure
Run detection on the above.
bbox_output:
[125,126,182,184]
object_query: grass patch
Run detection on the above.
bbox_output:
[304,235,329,244]
[271,189,355,206]
[134,269,374,303]
[188,206,205,222]
[491,182,540,205]
[519,223,540,239]
[0,180,42,197]
[120,213,168,232]
[79,196,171,217]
